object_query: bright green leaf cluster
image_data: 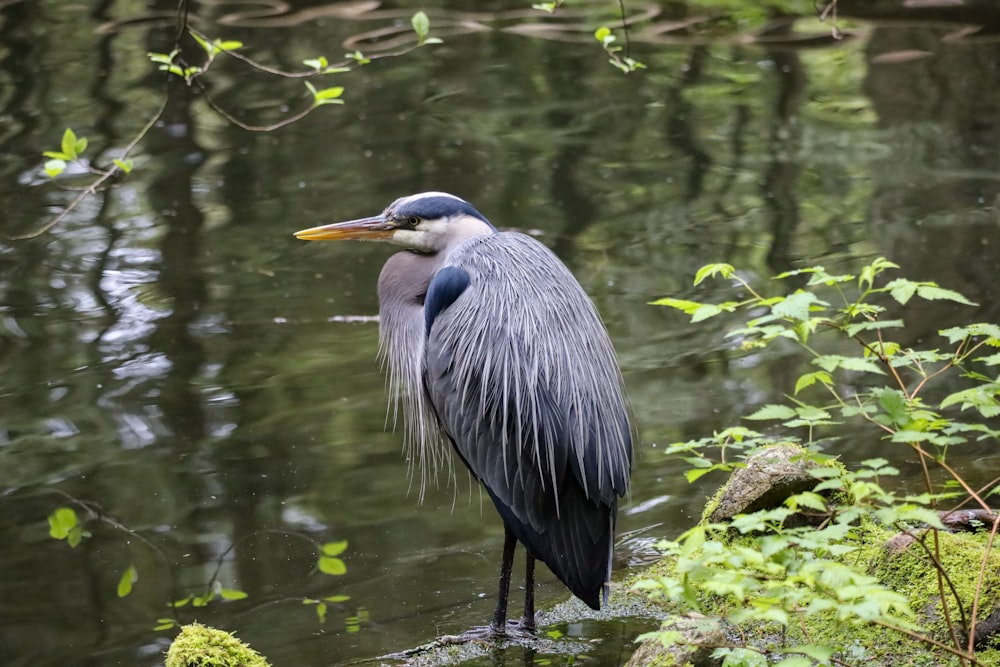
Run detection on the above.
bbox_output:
[172,580,248,610]
[317,539,348,575]
[532,1,564,13]
[47,506,90,547]
[305,81,345,107]
[148,49,202,80]
[411,11,443,46]
[41,128,88,178]
[593,26,646,73]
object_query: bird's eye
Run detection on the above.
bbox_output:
[406,216,420,227]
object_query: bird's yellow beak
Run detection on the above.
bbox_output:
[294,215,395,241]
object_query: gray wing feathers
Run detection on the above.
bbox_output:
[423,233,632,606]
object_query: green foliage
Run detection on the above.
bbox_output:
[317,539,349,575]
[47,506,90,547]
[636,258,1000,665]
[532,1,565,13]
[593,26,646,73]
[411,11,443,47]
[43,495,352,631]
[41,127,87,177]
[302,594,351,624]
[39,127,133,185]
[304,81,345,107]
[117,564,137,598]
[302,56,350,74]
[172,580,249,610]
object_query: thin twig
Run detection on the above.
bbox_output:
[967,511,1000,654]
[873,619,982,665]
[11,97,168,240]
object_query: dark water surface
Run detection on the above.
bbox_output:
[1,1,999,665]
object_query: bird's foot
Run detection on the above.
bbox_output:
[436,618,537,646]
[489,616,537,640]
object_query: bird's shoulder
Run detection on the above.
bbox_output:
[442,231,580,296]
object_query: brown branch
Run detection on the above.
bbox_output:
[873,620,982,665]
[967,511,1000,654]
[911,443,992,513]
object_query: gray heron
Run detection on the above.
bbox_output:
[295,192,632,635]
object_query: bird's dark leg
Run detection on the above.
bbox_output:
[519,553,536,632]
[490,525,518,636]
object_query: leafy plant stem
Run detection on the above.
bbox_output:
[12,97,168,240]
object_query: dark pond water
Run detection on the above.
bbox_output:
[1,1,999,665]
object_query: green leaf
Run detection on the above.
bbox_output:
[346,50,370,65]
[649,297,702,313]
[220,587,248,600]
[113,158,133,174]
[694,263,735,285]
[978,352,1000,366]
[117,565,137,598]
[314,86,345,101]
[318,555,347,575]
[885,279,917,305]
[941,386,1000,417]
[191,32,211,55]
[411,11,430,38]
[594,26,613,46]
[322,540,349,557]
[305,81,345,106]
[44,159,67,178]
[771,290,821,322]
[794,371,831,395]
[218,40,243,51]
[940,323,1000,344]
[315,601,328,623]
[787,491,827,511]
[154,618,177,631]
[324,594,350,603]
[48,507,77,539]
[859,257,900,290]
[746,404,797,421]
[61,128,79,159]
[813,355,885,375]
[147,51,175,65]
[844,319,904,337]
[876,388,909,427]
[685,468,714,483]
[304,56,328,70]
[916,284,976,306]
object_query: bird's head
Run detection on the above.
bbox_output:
[294,192,495,253]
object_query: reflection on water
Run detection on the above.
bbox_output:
[1,2,999,666]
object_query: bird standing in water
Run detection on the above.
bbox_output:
[295,192,632,635]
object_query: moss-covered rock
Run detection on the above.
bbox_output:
[626,444,1000,666]
[165,623,271,667]
[624,615,726,667]
[703,443,838,525]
